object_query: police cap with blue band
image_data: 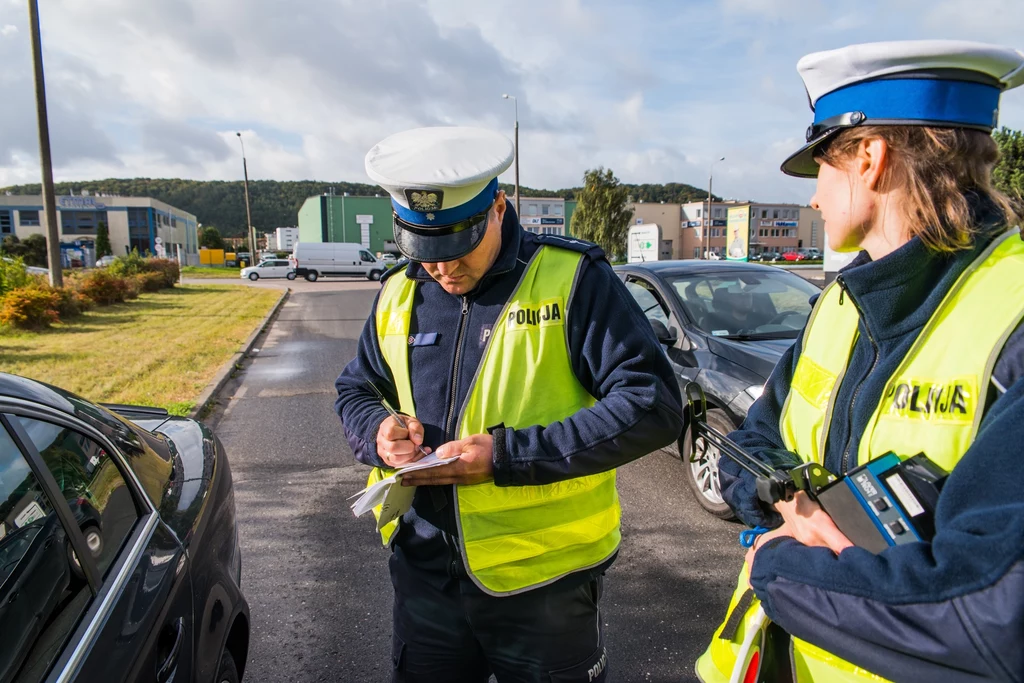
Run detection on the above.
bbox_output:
[782,40,1024,178]
[366,127,515,262]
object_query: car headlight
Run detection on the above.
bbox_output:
[745,384,764,401]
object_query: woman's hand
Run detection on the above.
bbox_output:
[774,491,854,554]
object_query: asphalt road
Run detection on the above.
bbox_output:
[206,281,745,683]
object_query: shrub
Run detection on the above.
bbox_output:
[33,282,92,318]
[109,249,148,277]
[0,286,60,329]
[78,270,129,305]
[144,258,179,288]
[124,275,143,300]
[139,271,166,292]
[0,255,37,296]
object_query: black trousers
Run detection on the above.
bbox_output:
[390,554,609,683]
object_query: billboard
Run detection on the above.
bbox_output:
[726,206,751,261]
[628,224,662,263]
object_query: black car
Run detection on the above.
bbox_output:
[0,373,249,682]
[615,260,821,518]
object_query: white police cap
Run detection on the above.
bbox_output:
[782,40,1024,177]
[365,126,514,262]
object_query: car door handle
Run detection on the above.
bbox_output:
[156,617,184,683]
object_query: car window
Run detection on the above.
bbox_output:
[668,271,819,338]
[624,278,669,327]
[0,426,92,683]
[359,250,375,262]
[14,417,141,579]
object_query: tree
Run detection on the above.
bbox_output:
[993,127,1024,202]
[200,226,226,250]
[95,221,113,258]
[570,168,634,259]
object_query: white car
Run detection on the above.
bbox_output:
[97,255,117,267]
[240,259,295,281]
[2,256,48,275]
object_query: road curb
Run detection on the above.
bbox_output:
[189,287,290,420]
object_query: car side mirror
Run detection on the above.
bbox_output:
[649,319,678,346]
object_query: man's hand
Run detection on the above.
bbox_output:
[399,434,494,487]
[376,415,429,468]
[774,491,854,554]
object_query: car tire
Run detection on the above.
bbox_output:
[216,650,240,683]
[368,270,382,281]
[286,272,296,280]
[305,272,318,282]
[680,408,737,520]
[248,273,259,281]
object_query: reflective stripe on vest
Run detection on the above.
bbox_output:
[698,228,1024,683]
[370,245,621,595]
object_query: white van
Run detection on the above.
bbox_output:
[289,242,388,282]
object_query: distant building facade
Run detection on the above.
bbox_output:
[268,226,299,251]
[0,194,199,264]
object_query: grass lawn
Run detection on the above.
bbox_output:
[0,284,281,416]
[181,265,243,279]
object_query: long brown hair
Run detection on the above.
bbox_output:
[818,126,1020,252]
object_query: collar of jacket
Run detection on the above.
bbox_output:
[836,194,1007,342]
[403,204,524,294]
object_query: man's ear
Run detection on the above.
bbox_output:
[857,137,889,191]
[492,190,507,224]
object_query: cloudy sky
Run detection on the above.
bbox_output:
[1,0,1023,204]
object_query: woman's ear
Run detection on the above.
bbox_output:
[856,137,889,192]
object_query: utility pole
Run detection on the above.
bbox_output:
[236,132,255,266]
[502,94,520,217]
[27,0,61,286]
[704,156,725,260]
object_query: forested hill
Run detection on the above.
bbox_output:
[0,178,712,237]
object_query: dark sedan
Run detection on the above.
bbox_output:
[615,260,821,518]
[0,373,249,682]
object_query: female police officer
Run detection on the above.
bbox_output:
[697,41,1024,683]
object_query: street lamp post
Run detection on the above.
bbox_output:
[502,94,520,218]
[704,156,725,260]
[27,0,61,287]
[236,132,256,266]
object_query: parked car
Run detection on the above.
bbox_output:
[781,250,803,261]
[799,248,822,260]
[751,251,782,263]
[2,256,48,276]
[614,260,821,518]
[96,255,117,268]
[289,242,387,282]
[379,253,399,266]
[0,373,249,682]
[240,259,295,281]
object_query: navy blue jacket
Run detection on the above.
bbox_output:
[335,207,683,590]
[720,202,1024,682]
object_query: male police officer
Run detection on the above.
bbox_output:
[335,126,683,682]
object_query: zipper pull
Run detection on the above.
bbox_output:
[461,297,469,315]
[836,276,846,305]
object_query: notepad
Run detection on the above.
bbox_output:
[350,454,460,531]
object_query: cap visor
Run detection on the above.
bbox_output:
[781,128,846,178]
[394,212,490,263]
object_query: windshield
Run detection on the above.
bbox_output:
[668,270,820,339]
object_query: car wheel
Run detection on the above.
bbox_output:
[216,650,240,683]
[286,271,296,280]
[248,273,259,281]
[81,524,103,558]
[681,408,736,520]
[368,270,382,281]
[305,272,318,282]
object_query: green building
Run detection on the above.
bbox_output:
[297,194,579,252]
[297,195,397,254]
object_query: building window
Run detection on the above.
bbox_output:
[0,210,11,234]
[696,208,702,218]
[553,204,563,216]
[18,210,40,227]
[772,209,779,219]
[527,204,539,216]
[811,220,818,247]
[128,208,148,228]
[61,211,106,235]
[541,204,549,215]
[761,210,768,219]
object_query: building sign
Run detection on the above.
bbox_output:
[760,220,774,227]
[712,219,727,227]
[355,214,374,224]
[686,220,701,228]
[726,206,751,262]
[540,217,563,225]
[522,217,542,225]
[628,224,662,263]
[636,217,644,224]
[774,220,798,227]
[57,196,106,210]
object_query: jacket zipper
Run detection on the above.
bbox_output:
[835,276,878,474]
[443,295,471,578]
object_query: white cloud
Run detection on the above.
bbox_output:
[0,24,16,36]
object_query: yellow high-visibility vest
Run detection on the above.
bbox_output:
[697,228,1024,683]
[370,245,621,595]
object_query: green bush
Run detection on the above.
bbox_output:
[34,282,92,318]
[0,286,60,329]
[109,249,148,277]
[0,255,38,296]
[77,270,129,305]
[138,271,166,292]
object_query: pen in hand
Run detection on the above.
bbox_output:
[367,382,431,460]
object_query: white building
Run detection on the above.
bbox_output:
[0,194,200,264]
[515,197,567,236]
[274,226,299,251]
